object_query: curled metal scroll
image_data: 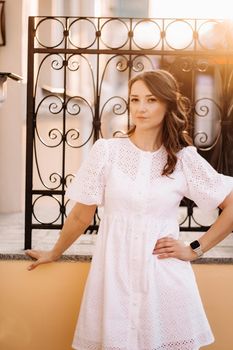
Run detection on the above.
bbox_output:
[35,95,64,148]
[33,139,63,190]
[116,57,128,72]
[194,98,222,150]
[65,96,94,148]
[100,96,128,117]
[99,96,128,137]
[195,59,209,73]
[194,98,221,118]
[34,54,65,98]
[131,55,155,72]
[99,54,128,96]
[194,131,209,145]
[65,174,75,188]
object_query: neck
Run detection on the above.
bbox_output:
[130,128,163,152]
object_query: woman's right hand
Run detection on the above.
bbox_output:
[25,249,60,271]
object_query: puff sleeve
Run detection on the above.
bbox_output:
[181,146,233,211]
[65,139,108,206]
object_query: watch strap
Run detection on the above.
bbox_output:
[190,240,204,257]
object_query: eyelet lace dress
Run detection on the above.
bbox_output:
[66,137,233,350]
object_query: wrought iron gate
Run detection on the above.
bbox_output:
[25,16,233,249]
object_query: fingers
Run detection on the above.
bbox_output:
[153,237,178,259]
[153,237,190,260]
[155,237,174,247]
[25,249,44,271]
[27,256,49,271]
[153,237,174,251]
[156,252,176,259]
[25,249,56,271]
[27,260,40,271]
[25,249,40,259]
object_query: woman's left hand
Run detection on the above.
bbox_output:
[153,237,198,261]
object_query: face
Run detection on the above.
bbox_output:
[129,80,167,132]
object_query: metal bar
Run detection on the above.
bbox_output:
[180,227,210,232]
[32,190,65,195]
[33,48,233,56]
[24,17,35,249]
[0,1,6,46]
[61,18,68,227]
[93,17,100,142]
[31,224,99,230]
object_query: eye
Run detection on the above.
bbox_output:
[148,97,157,103]
[130,98,138,103]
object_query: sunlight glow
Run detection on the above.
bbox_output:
[95,0,102,17]
[149,0,233,19]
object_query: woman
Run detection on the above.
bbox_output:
[26,69,233,350]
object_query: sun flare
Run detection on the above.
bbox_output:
[149,0,233,19]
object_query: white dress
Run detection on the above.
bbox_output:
[66,137,233,350]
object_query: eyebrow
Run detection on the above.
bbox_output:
[130,94,154,97]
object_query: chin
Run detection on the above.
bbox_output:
[135,124,153,131]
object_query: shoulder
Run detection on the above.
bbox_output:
[89,138,108,155]
[177,145,215,174]
[94,136,127,146]
[103,136,128,150]
[93,138,108,147]
[86,139,110,164]
[177,145,198,161]
[91,137,127,161]
[176,145,205,172]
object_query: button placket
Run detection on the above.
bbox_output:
[136,154,151,208]
[128,154,152,348]
[129,294,140,331]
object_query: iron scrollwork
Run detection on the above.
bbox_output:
[25,16,233,249]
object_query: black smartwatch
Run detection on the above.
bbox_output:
[190,240,203,257]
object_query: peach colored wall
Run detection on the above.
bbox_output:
[194,264,233,350]
[0,261,90,350]
[0,261,233,350]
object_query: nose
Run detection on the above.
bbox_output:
[138,100,147,112]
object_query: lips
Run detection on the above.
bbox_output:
[136,116,148,120]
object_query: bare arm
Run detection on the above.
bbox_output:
[199,190,233,252]
[26,202,97,270]
[154,191,233,261]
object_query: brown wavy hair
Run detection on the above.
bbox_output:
[128,69,193,176]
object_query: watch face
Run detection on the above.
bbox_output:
[190,240,200,249]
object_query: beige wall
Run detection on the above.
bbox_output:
[0,260,90,350]
[195,264,233,350]
[0,261,233,350]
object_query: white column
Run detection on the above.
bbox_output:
[0,0,39,213]
[0,0,24,212]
